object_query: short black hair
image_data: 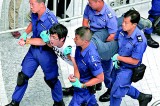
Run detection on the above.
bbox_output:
[49,23,68,41]
[75,26,92,41]
[124,10,140,24]
[37,0,46,3]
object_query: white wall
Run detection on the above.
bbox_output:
[0,0,3,18]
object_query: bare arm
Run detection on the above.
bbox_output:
[25,38,46,46]
[118,56,139,65]
[106,33,116,41]
[25,22,32,34]
[84,72,104,87]
[82,18,89,27]
[70,57,80,79]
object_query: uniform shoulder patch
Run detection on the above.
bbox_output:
[106,9,113,19]
[107,12,113,18]
[137,35,143,42]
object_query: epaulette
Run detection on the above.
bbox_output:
[106,9,113,19]
[120,31,124,36]
[137,35,143,42]
[46,10,56,25]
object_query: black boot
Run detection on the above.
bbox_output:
[96,83,102,91]
[145,33,159,48]
[99,89,111,102]
[62,86,74,96]
[53,100,65,106]
[138,92,152,106]
[5,100,19,106]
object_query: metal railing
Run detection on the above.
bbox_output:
[152,100,160,106]
[0,0,151,35]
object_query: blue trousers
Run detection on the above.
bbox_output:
[101,59,113,88]
[110,67,140,106]
[69,87,98,106]
[12,46,63,102]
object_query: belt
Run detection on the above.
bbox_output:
[31,45,52,51]
[31,45,40,48]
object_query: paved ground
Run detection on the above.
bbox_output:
[1,0,160,106]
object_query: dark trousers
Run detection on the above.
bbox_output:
[47,0,71,17]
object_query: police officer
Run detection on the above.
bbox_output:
[110,10,152,106]
[68,26,104,106]
[144,0,160,48]
[82,0,118,102]
[6,0,64,106]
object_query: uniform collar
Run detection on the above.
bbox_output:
[81,42,92,57]
[121,26,138,39]
[129,26,139,39]
[39,8,50,22]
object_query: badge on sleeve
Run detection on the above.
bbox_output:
[137,35,143,42]
[107,12,113,18]
[91,56,97,67]
[120,31,124,36]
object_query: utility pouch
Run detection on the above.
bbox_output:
[131,64,146,82]
[87,85,96,94]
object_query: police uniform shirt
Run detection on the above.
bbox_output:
[83,3,118,33]
[31,8,58,38]
[53,36,76,66]
[149,0,160,16]
[75,42,103,83]
[115,27,147,68]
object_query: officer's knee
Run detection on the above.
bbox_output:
[17,71,29,86]
[44,77,58,89]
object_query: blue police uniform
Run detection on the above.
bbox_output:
[11,9,63,103]
[69,42,103,106]
[83,3,118,88]
[110,27,147,106]
[144,0,160,34]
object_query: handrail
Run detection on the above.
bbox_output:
[0,0,151,34]
[151,100,160,106]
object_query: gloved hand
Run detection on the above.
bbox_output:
[113,61,120,69]
[111,54,119,62]
[71,78,82,88]
[19,32,28,41]
[40,30,50,43]
[63,46,72,56]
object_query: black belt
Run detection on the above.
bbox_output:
[31,45,40,48]
[31,45,52,51]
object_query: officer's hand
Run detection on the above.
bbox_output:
[114,61,120,69]
[19,32,28,41]
[40,30,50,43]
[70,77,82,88]
[68,74,76,82]
[63,46,72,56]
[111,54,119,62]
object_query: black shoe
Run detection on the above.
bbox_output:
[126,0,129,4]
[5,100,19,106]
[62,86,74,96]
[147,37,159,48]
[99,89,111,102]
[96,83,102,91]
[53,100,65,106]
[138,92,152,106]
